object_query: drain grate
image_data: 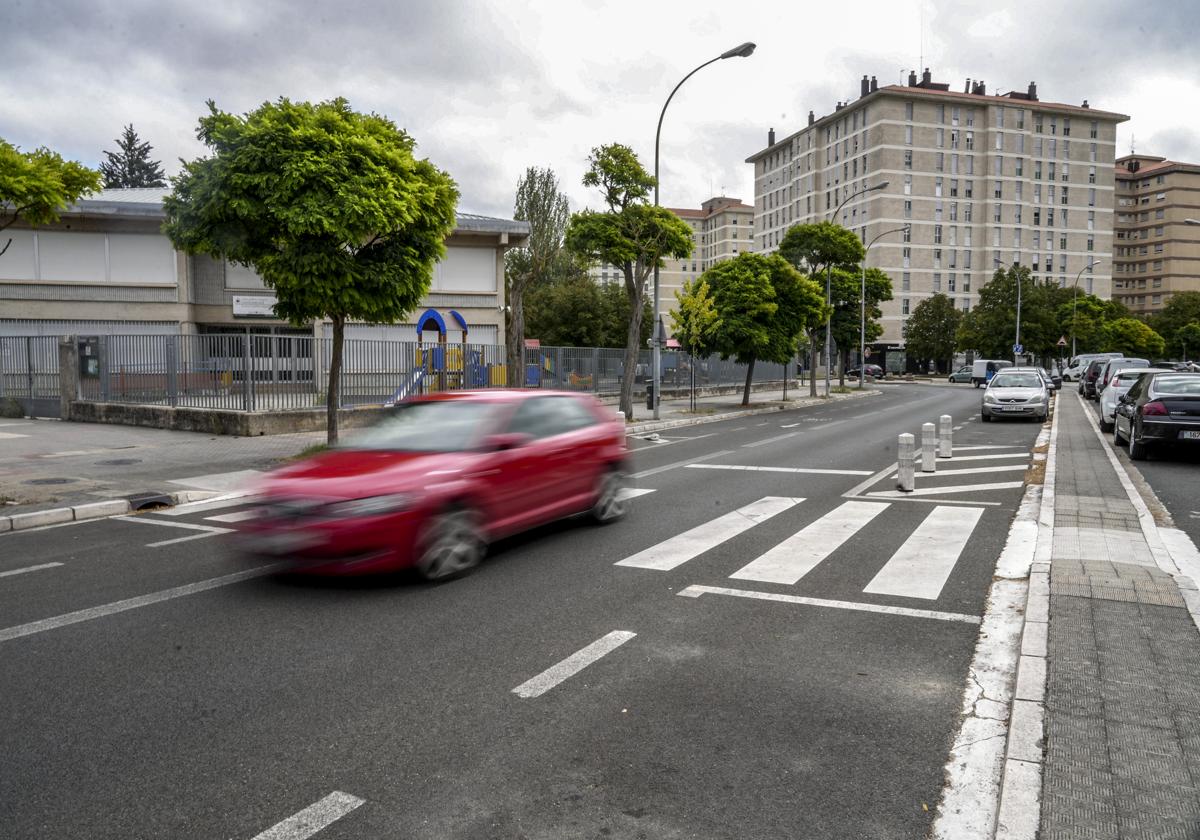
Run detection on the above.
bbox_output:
[24,478,79,486]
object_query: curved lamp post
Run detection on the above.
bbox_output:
[859,225,909,388]
[826,180,889,396]
[651,41,756,419]
[1070,259,1104,358]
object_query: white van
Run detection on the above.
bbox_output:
[1063,352,1122,382]
[971,359,1012,388]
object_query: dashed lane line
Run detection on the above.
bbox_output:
[630,450,733,479]
[249,791,365,840]
[0,562,64,578]
[512,631,637,699]
[686,464,872,476]
[678,584,981,624]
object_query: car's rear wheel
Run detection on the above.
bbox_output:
[416,506,485,581]
[591,468,628,524]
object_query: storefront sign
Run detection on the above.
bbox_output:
[232,295,278,318]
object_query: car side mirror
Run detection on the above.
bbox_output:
[482,432,533,452]
[1118,394,1132,405]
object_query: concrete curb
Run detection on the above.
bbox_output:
[624,388,882,435]
[0,489,226,534]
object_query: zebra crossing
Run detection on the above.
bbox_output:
[615,497,988,602]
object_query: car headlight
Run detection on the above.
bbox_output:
[1028,394,1046,405]
[322,494,416,518]
[984,394,999,404]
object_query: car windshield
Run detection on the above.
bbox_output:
[1151,375,1200,396]
[990,373,1043,388]
[345,400,500,452]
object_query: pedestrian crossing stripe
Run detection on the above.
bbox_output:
[863,506,983,599]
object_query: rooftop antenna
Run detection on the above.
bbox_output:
[919,1,924,73]
[1131,133,1136,155]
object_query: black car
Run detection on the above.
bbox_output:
[1082,358,1114,400]
[1113,371,1200,460]
[848,364,884,379]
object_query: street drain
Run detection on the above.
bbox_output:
[95,458,142,466]
[24,478,79,485]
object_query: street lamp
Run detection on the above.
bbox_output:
[1070,259,1104,358]
[826,180,889,396]
[651,41,756,419]
[859,225,909,388]
[1014,263,1024,365]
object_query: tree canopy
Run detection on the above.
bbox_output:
[565,143,693,418]
[0,138,101,257]
[100,125,166,188]
[1175,322,1200,361]
[828,266,893,383]
[163,98,458,443]
[1057,293,1128,355]
[904,293,963,372]
[1102,318,1166,358]
[956,265,1070,361]
[524,274,651,349]
[1150,291,1200,357]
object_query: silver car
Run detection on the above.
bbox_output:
[981,369,1050,422]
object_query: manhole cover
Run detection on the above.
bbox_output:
[24,478,79,486]
[95,458,142,466]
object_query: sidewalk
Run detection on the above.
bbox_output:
[1038,391,1200,838]
[0,383,884,516]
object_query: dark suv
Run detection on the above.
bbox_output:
[1082,358,1116,400]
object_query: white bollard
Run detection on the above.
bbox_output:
[897,433,915,492]
[938,414,953,459]
[921,422,937,473]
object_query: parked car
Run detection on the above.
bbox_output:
[1098,367,1174,432]
[1096,357,1149,398]
[971,359,1012,388]
[948,365,973,383]
[1113,372,1200,459]
[1063,352,1122,382]
[1083,357,1116,400]
[847,364,884,379]
[981,369,1050,422]
[235,390,631,578]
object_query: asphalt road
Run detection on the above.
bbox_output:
[0,384,1043,840]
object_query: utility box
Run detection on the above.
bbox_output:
[78,336,101,378]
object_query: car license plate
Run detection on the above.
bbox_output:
[1001,405,1024,411]
[1180,430,1200,440]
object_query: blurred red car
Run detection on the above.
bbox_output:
[236,390,630,579]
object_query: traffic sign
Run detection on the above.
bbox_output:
[1057,336,1068,347]
[1013,343,1024,355]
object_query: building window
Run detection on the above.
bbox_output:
[1015,158,1024,177]
[933,272,942,291]
[993,227,1001,247]
[1156,192,1167,201]
[1089,166,1096,184]
[935,177,943,197]
[1087,236,1095,252]
[1090,143,1097,162]
[1088,188,1096,207]
[902,226,911,243]
[1061,186,1069,205]
[934,249,942,269]
[965,131,974,150]
[993,204,1002,223]
[934,225,943,244]
[1035,115,1044,133]
[902,247,911,268]
[936,152,944,172]
[939,104,946,124]
[950,179,959,198]
[905,125,913,145]
[1089,120,1098,139]
[905,101,913,120]
[903,200,912,219]
[995,132,1003,151]
[965,181,974,199]
[994,180,1003,199]
[902,298,910,315]
[948,273,956,291]
[936,128,944,148]
[902,272,911,291]
[904,150,913,170]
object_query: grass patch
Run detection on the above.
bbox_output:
[830,386,855,394]
[288,443,331,461]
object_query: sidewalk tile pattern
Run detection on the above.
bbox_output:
[1040,394,1200,840]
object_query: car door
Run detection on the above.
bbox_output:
[491,396,579,528]
[1116,377,1145,439]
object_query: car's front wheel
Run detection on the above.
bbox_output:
[416,506,485,581]
[1128,425,1149,461]
[591,469,628,524]
[1113,421,1127,447]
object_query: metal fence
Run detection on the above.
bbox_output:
[6,333,795,414]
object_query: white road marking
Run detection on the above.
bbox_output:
[147,531,233,548]
[37,447,116,457]
[167,469,262,493]
[631,432,717,449]
[512,631,636,698]
[741,430,802,448]
[678,585,981,624]
[0,564,285,643]
[843,461,903,498]
[866,481,1025,498]
[616,496,801,571]
[890,464,1027,479]
[943,453,1031,462]
[250,791,365,840]
[630,450,733,479]
[864,506,985,599]
[159,492,258,516]
[755,422,769,426]
[205,509,262,523]
[952,445,1025,451]
[780,423,801,428]
[686,463,873,476]
[0,562,63,578]
[845,495,1002,507]
[0,431,30,439]
[730,500,889,585]
[114,515,233,546]
[616,488,655,501]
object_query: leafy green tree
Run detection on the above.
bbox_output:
[1102,318,1165,358]
[505,167,571,386]
[904,293,963,373]
[1150,291,1200,356]
[777,221,864,395]
[100,125,166,188]
[1058,293,1128,355]
[957,265,1062,362]
[1176,322,1200,362]
[565,144,694,418]
[669,278,722,409]
[164,98,458,444]
[829,267,893,384]
[523,274,651,349]
[0,138,101,257]
[701,253,827,406]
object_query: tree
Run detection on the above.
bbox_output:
[565,144,694,418]
[904,293,963,372]
[1150,291,1200,356]
[956,265,1062,362]
[505,167,571,386]
[1058,293,1127,355]
[522,274,651,348]
[701,253,827,406]
[100,125,167,188]
[828,266,893,384]
[1176,322,1200,361]
[1102,318,1165,358]
[669,278,722,410]
[0,138,101,257]
[163,98,458,444]
[777,221,865,395]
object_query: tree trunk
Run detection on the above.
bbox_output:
[619,271,644,420]
[326,314,345,445]
[808,330,817,397]
[742,356,755,406]
[506,282,525,388]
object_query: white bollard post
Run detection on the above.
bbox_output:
[939,414,953,459]
[921,422,937,473]
[897,433,915,492]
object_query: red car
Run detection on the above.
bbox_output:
[236,390,630,579]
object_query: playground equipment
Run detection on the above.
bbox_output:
[386,309,499,406]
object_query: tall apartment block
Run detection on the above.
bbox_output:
[1113,154,1200,315]
[747,69,1128,368]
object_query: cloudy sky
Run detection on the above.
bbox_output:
[4,0,1198,219]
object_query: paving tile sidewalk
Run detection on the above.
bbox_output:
[1040,392,1200,839]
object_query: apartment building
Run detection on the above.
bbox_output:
[0,188,528,344]
[747,69,1128,367]
[587,196,754,317]
[1113,154,1200,315]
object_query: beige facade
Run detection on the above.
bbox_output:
[746,71,1128,350]
[1113,154,1200,315]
